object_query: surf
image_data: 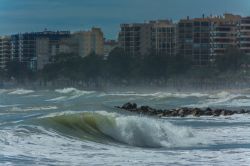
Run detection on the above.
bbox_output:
[38,111,204,148]
[8,89,34,95]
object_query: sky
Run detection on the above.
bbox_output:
[0,0,250,39]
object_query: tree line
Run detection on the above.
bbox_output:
[1,47,250,83]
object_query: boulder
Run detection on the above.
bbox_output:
[170,109,179,116]
[204,110,213,116]
[122,102,137,110]
[178,109,185,117]
[221,110,234,116]
[163,110,172,117]
[140,106,150,112]
[212,109,222,116]
[192,108,202,117]
[206,107,212,112]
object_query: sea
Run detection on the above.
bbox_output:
[1,87,250,166]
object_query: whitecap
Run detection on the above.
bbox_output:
[8,89,34,95]
[53,88,95,101]
[46,96,67,102]
[8,106,58,112]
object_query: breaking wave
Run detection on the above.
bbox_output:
[8,106,58,112]
[186,91,250,108]
[39,112,204,148]
[49,88,95,101]
[8,89,34,95]
[55,88,94,95]
[99,92,208,99]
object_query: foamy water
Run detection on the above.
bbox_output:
[0,88,250,165]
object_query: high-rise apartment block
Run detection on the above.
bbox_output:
[178,17,212,65]
[119,14,250,66]
[65,27,104,57]
[151,20,176,56]
[0,36,11,69]
[238,17,250,55]
[210,16,239,57]
[118,23,152,56]
[178,14,241,66]
[7,28,104,71]
[119,20,176,56]
[10,31,70,70]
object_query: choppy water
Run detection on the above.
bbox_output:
[1,88,250,165]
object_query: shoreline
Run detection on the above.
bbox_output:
[2,78,250,92]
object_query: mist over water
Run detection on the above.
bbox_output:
[1,88,250,165]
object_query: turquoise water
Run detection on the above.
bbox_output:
[1,88,250,165]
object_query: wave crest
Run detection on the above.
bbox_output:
[55,88,94,95]
[40,112,203,148]
[51,88,95,101]
[9,89,34,95]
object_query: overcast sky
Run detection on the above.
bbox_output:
[0,0,249,39]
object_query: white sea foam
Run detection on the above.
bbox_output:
[8,106,58,112]
[1,123,250,166]
[55,88,94,95]
[183,90,247,108]
[53,88,95,101]
[0,104,20,108]
[50,111,206,148]
[99,91,208,99]
[8,89,34,95]
[46,96,67,102]
[95,112,206,148]
[208,91,230,99]
[55,88,78,94]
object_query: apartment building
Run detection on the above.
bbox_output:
[119,20,176,56]
[118,23,152,56]
[178,16,211,66]
[178,14,241,66]
[60,27,104,58]
[210,14,240,57]
[11,31,70,70]
[0,36,11,69]
[238,17,250,55]
[36,38,50,70]
[151,20,176,56]
[178,18,194,59]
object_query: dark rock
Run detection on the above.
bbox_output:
[178,109,185,117]
[122,102,137,110]
[163,110,172,117]
[177,108,191,117]
[232,110,239,114]
[221,110,234,116]
[157,113,164,118]
[140,106,150,112]
[240,109,247,114]
[206,107,212,112]
[171,110,179,116]
[212,109,222,116]
[192,108,202,117]
[117,103,249,118]
[204,110,213,116]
